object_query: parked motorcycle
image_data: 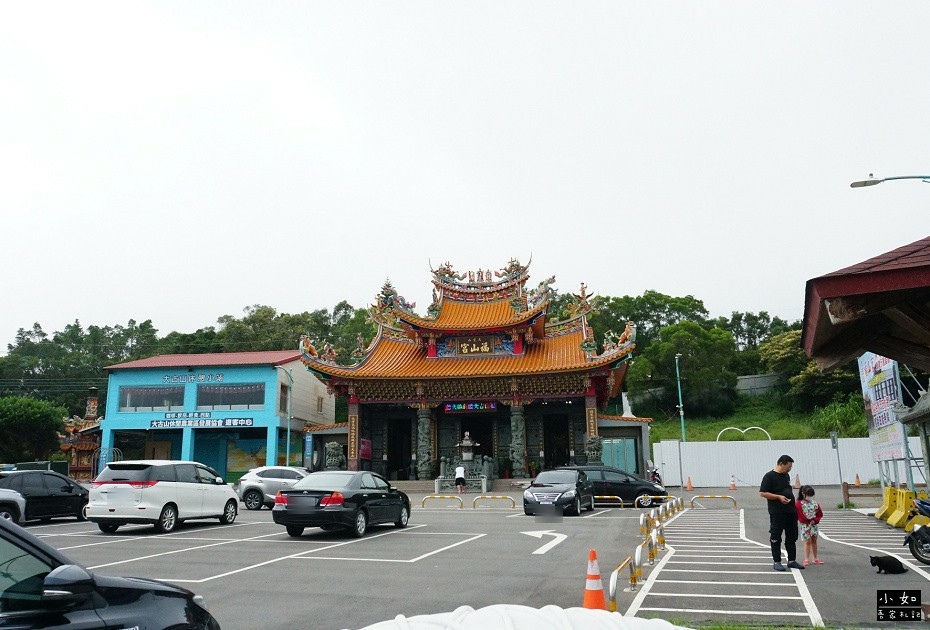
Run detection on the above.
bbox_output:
[904,497,930,565]
[647,467,662,486]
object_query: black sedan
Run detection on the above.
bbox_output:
[523,469,595,516]
[0,515,220,628]
[271,470,410,538]
[0,470,88,522]
[558,464,668,507]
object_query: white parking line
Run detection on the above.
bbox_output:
[626,509,824,627]
[87,532,284,569]
[156,524,483,583]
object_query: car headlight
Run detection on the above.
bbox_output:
[523,490,534,500]
[561,489,576,499]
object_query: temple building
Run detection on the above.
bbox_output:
[300,259,642,480]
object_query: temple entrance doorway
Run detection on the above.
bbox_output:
[386,420,411,481]
[543,415,570,469]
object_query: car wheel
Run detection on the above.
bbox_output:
[243,490,264,511]
[636,493,654,508]
[98,523,119,533]
[586,496,595,511]
[154,504,178,533]
[219,500,238,524]
[286,525,304,537]
[78,503,89,521]
[524,508,534,516]
[0,505,20,523]
[352,510,368,538]
[394,504,409,528]
[571,496,582,516]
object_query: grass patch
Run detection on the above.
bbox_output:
[647,394,868,444]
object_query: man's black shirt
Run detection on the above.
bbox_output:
[760,469,795,514]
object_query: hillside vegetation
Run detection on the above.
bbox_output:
[646,393,868,444]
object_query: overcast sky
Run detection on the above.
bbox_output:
[2,2,928,353]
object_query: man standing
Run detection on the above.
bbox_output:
[759,455,805,571]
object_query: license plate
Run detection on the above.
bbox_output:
[540,501,552,505]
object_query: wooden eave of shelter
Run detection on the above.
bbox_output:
[303,326,633,381]
[801,235,930,371]
[395,299,548,335]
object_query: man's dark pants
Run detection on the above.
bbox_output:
[769,511,798,563]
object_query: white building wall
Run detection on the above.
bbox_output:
[277,360,336,426]
[653,437,923,488]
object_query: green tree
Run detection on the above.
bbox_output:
[627,320,738,418]
[588,291,710,355]
[0,396,67,462]
[758,330,859,411]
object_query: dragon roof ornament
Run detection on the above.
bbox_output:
[369,279,418,327]
[430,257,532,294]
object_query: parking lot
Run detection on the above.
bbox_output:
[20,486,930,629]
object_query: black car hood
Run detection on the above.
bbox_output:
[94,572,195,597]
[528,482,576,492]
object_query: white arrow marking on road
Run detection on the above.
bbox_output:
[522,530,568,554]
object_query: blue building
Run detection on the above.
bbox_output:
[100,350,335,483]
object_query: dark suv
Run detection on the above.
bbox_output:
[0,470,88,522]
[0,516,220,628]
[558,464,667,507]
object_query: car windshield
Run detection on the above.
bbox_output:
[534,470,576,484]
[95,464,152,483]
[293,473,353,490]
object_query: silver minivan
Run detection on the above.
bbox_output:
[88,460,238,534]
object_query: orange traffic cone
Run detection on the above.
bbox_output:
[583,548,606,610]
[686,476,694,491]
[793,474,801,489]
[855,474,862,487]
[729,475,737,491]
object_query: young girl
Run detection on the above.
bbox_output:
[796,485,823,565]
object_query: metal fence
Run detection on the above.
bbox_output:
[652,437,923,488]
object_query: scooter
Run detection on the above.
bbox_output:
[647,467,662,486]
[904,497,930,565]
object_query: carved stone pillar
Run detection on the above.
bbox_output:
[510,405,527,478]
[416,406,432,480]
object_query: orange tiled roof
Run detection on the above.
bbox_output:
[598,413,652,424]
[306,328,631,380]
[305,422,348,432]
[398,299,547,331]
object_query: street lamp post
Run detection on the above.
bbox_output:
[674,353,686,442]
[850,174,930,188]
[275,366,293,466]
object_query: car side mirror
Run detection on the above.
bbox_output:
[215,477,225,484]
[42,564,95,609]
[62,485,72,492]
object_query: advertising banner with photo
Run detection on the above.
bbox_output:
[858,352,906,461]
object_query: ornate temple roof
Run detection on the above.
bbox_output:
[299,259,635,383]
[304,323,631,380]
[395,299,548,333]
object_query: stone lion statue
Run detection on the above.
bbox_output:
[584,435,603,465]
[324,441,346,470]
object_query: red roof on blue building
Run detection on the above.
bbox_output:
[105,350,302,371]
